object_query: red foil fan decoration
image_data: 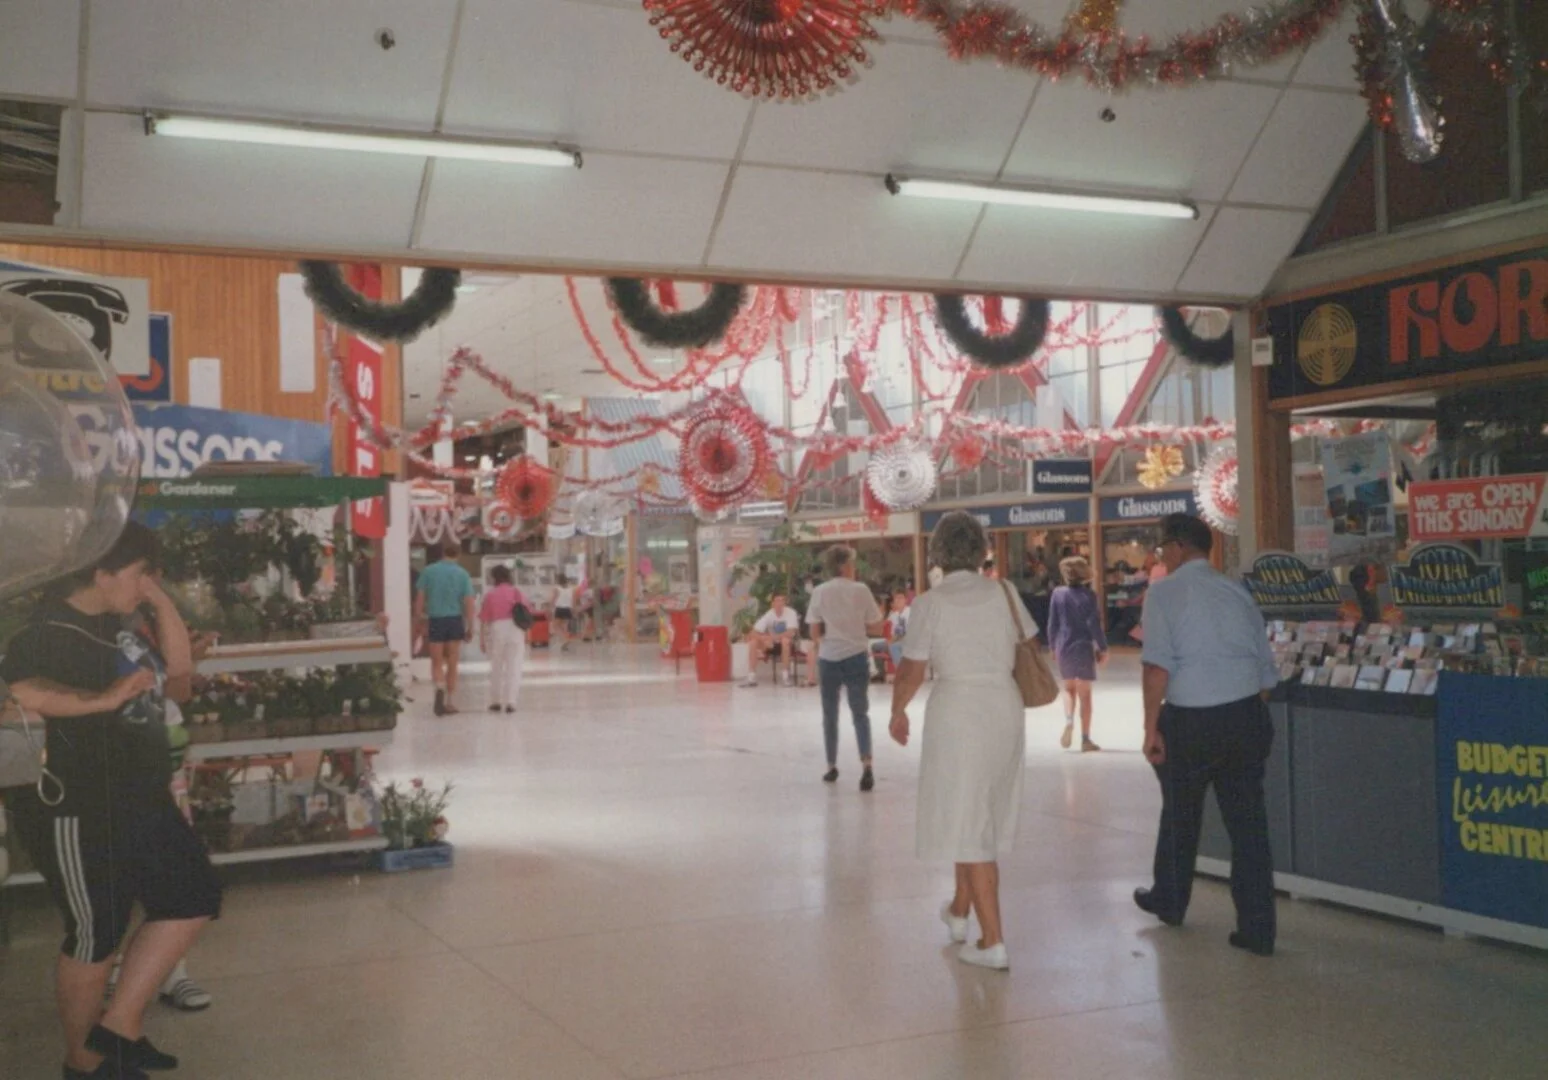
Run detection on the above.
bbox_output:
[950,432,986,471]
[679,403,770,511]
[495,456,556,520]
[643,0,887,101]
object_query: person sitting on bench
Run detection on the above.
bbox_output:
[742,595,805,687]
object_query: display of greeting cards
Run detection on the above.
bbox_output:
[1385,669,1413,693]
[1330,665,1359,689]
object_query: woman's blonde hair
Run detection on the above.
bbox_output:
[1060,555,1092,586]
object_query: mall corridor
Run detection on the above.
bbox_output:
[4,648,1547,1079]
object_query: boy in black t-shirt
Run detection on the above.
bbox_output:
[2,523,221,1080]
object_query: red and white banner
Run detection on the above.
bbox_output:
[344,264,386,539]
[1408,473,1548,542]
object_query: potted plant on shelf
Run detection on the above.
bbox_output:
[378,778,454,872]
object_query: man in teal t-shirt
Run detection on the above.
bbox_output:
[414,543,475,715]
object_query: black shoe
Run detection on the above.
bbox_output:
[489,704,501,712]
[505,705,516,714]
[860,767,874,792]
[1229,932,1275,957]
[823,767,839,783]
[1133,888,1183,927]
[86,1024,177,1070]
[433,689,446,716]
[65,1063,149,1080]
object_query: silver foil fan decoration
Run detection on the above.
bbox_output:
[1366,0,1444,164]
[572,489,626,538]
[866,442,938,511]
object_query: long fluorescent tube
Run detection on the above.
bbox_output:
[145,113,582,168]
[885,174,1197,220]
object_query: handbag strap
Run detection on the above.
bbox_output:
[997,579,1027,644]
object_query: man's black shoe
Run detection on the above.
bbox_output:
[1133,888,1183,927]
[86,1026,177,1071]
[1229,932,1275,957]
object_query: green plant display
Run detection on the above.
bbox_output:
[730,522,820,640]
[379,778,453,850]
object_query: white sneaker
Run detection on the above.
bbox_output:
[781,671,794,687]
[940,903,969,944]
[740,674,758,688]
[958,942,1009,970]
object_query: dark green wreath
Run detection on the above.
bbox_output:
[301,261,461,343]
[934,294,1049,370]
[605,278,747,350]
[1158,306,1234,369]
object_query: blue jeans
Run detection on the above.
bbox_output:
[818,653,872,767]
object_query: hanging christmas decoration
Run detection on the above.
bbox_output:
[642,0,888,101]
[896,0,1347,93]
[861,479,890,527]
[300,262,460,343]
[605,278,749,350]
[482,501,521,540]
[759,467,787,501]
[933,294,1050,370]
[866,442,938,510]
[638,470,663,497]
[573,489,628,537]
[1138,444,1186,489]
[1353,0,1443,163]
[1157,306,1235,369]
[949,430,987,471]
[495,456,556,520]
[1195,439,1240,535]
[679,402,771,511]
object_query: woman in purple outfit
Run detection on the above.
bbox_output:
[1045,556,1108,752]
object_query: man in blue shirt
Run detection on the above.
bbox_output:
[414,543,475,716]
[1134,514,1281,957]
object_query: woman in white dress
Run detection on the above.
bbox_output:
[889,511,1035,971]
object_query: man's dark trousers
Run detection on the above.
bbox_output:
[1148,694,1276,944]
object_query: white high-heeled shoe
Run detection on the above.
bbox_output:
[940,903,969,944]
[958,941,1010,970]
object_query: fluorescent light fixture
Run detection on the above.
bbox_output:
[884,173,1197,220]
[145,113,582,168]
[541,390,564,402]
[651,356,677,366]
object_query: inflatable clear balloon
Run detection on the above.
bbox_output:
[0,290,140,601]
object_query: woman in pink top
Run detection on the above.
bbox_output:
[479,565,528,713]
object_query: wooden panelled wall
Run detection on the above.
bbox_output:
[0,242,404,472]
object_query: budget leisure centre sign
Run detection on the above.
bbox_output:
[921,498,1090,533]
[1266,245,1548,400]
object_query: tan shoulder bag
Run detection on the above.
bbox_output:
[998,579,1060,709]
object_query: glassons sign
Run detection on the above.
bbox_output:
[1267,245,1548,400]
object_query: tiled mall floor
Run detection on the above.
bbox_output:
[5,648,1548,1079]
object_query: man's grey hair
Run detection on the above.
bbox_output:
[822,544,855,578]
[928,511,988,575]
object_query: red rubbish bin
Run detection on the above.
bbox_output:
[665,609,696,659]
[694,625,731,683]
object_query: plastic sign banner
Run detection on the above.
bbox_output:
[132,404,332,478]
[1389,544,1504,610]
[1242,551,1344,611]
[1408,473,1548,542]
[922,499,1089,533]
[120,314,173,403]
[344,265,386,540]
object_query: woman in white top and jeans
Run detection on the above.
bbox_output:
[805,545,885,792]
[889,511,1038,971]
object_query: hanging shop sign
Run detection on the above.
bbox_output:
[1408,474,1548,543]
[408,479,456,511]
[1390,544,1505,610]
[1437,674,1548,930]
[1266,244,1548,400]
[922,498,1089,534]
[344,265,386,540]
[1321,432,1396,565]
[1031,458,1093,495]
[0,261,152,377]
[801,511,919,542]
[135,475,384,510]
[131,404,332,479]
[119,314,173,403]
[1243,551,1344,612]
[1098,490,1197,523]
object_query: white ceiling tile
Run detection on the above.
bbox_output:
[0,0,80,99]
[707,167,980,282]
[1175,206,1311,297]
[1228,88,1368,208]
[957,203,1216,298]
[86,0,458,127]
[418,153,729,268]
[743,41,1034,176]
[1293,4,1426,90]
[1004,78,1281,202]
[80,111,424,248]
[442,0,752,158]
